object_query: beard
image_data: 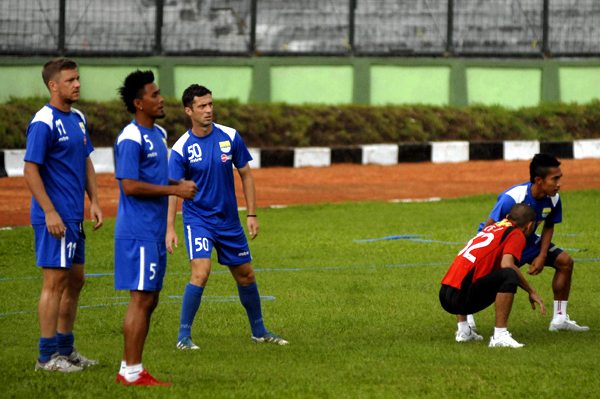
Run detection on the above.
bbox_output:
[65,97,79,105]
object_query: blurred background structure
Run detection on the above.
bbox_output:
[1,0,599,57]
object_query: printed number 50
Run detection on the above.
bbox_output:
[457,232,494,263]
[195,237,209,252]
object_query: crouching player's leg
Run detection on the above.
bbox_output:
[115,239,172,386]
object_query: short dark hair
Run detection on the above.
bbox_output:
[507,203,536,228]
[42,58,78,88]
[118,70,155,114]
[182,84,212,108]
[530,153,561,183]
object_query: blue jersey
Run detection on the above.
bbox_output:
[169,123,252,228]
[114,120,169,242]
[24,105,94,224]
[478,182,562,261]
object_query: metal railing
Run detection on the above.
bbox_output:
[1,0,598,57]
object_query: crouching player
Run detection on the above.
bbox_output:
[439,204,545,348]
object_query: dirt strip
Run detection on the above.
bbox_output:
[1,159,599,228]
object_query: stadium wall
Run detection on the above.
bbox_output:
[2,57,600,106]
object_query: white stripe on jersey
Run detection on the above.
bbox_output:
[504,185,528,203]
[71,108,87,124]
[214,123,237,141]
[186,225,193,261]
[155,124,167,139]
[31,106,54,129]
[60,236,66,268]
[138,246,145,291]
[551,193,560,206]
[172,132,190,157]
[117,124,143,145]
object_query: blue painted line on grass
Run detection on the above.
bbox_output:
[353,235,424,242]
[385,262,448,268]
[0,296,276,317]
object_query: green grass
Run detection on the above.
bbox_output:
[1,190,599,398]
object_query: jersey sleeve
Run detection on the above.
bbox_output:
[489,193,516,223]
[115,139,142,180]
[168,148,187,181]
[502,230,526,264]
[24,122,53,165]
[232,132,252,169]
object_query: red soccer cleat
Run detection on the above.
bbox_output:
[116,373,126,384]
[121,368,172,387]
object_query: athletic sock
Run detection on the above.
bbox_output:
[553,300,568,322]
[237,282,267,338]
[38,336,58,363]
[56,331,75,356]
[466,314,476,329]
[119,360,126,376]
[178,283,204,343]
[457,321,470,334]
[493,327,508,339]
[125,363,144,382]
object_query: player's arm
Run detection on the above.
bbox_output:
[120,178,196,199]
[23,161,65,239]
[85,157,103,231]
[527,221,554,276]
[166,195,179,254]
[500,253,546,317]
[482,217,496,229]
[237,163,259,240]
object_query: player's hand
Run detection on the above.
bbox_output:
[526,256,545,275]
[247,216,259,240]
[528,291,546,317]
[90,202,103,231]
[166,227,178,254]
[176,179,197,200]
[46,210,66,240]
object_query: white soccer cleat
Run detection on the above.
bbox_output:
[455,328,483,342]
[488,331,524,348]
[67,347,98,367]
[549,315,590,332]
[35,354,83,372]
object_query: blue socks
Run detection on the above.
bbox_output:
[38,336,58,363]
[178,283,204,342]
[237,282,267,338]
[57,332,75,356]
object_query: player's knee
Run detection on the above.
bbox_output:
[235,267,256,286]
[69,274,86,292]
[499,268,519,293]
[556,254,574,273]
[190,271,209,287]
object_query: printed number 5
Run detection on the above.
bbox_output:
[457,232,494,263]
[143,135,154,150]
[150,263,156,280]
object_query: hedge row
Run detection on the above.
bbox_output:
[2,97,600,149]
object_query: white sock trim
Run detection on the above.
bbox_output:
[125,363,143,382]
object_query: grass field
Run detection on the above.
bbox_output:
[1,190,599,398]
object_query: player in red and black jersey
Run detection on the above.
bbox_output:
[439,203,546,348]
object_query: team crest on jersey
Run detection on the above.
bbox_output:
[219,141,231,153]
[79,122,87,144]
[542,207,551,219]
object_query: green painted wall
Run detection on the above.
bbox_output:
[174,66,253,103]
[559,67,600,103]
[0,66,49,101]
[270,66,354,105]
[466,67,542,108]
[2,58,600,106]
[78,66,159,101]
[370,66,451,105]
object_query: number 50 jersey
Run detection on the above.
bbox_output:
[441,220,526,289]
[169,123,252,229]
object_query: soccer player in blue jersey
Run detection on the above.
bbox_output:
[24,58,103,372]
[463,153,588,338]
[166,84,288,349]
[113,70,197,386]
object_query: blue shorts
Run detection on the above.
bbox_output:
[114,239,167,291]
[183,223,252,266]
[520,241,564,267]
[33,222,85,268]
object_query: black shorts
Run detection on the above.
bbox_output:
[520,242,564,268]
[439,267,519,315]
